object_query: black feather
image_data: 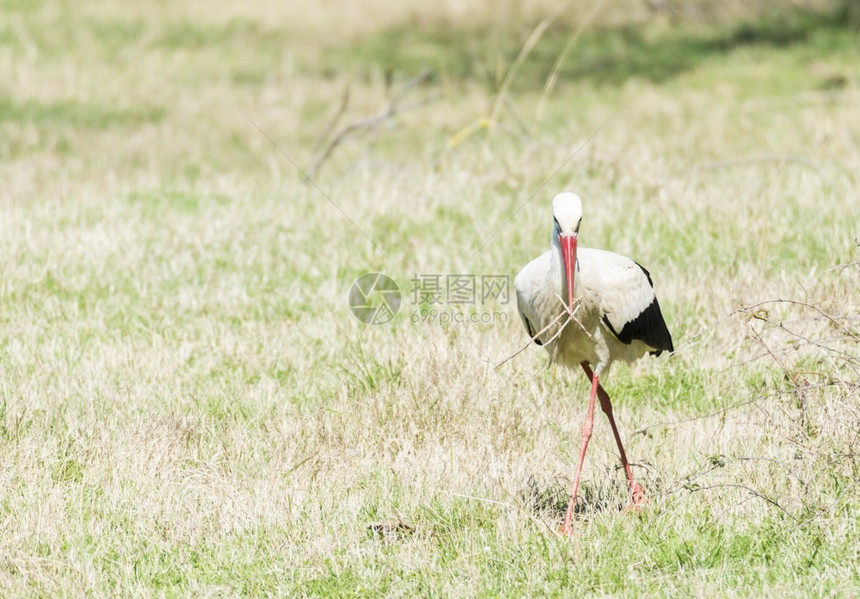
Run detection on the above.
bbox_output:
[602,297,674,355]
[635,262,654,288]
[525,317,543,346]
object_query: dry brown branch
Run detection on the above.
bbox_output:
[683,483,797,521]
[494,296,588,369]
[724,336,858,370]
[671,295,858,364]
[639,293,858,437]
[493,310,568,369]
[306,69,434,180]
[740,298,860,343]
[634,395,764,436]
[311,85,351,151]
[826,261,860,272]
[746,322,792,379]
[669,455,808,496]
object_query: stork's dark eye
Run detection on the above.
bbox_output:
[553,217,561,231]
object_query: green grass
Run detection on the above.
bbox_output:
[0,0,858,596]
[326,2,857,88]
[0,98,165,130]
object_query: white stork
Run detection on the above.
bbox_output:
[514,191,673,535]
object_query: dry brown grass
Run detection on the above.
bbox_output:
[0,0,858,595]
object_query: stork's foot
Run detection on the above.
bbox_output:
[624,482,648,512]
[558,522,577,537]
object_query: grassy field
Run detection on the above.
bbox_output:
[1,0,859,596]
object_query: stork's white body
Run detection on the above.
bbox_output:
[515,247,671,379]
[514,192,672,534]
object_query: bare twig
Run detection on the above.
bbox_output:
[433,487,556,534]
[825,261,860,272]
[724,336,859,371]
[311,85,351,151]
[669,455,808,495]
[747,322,792,380]
[634,395,765,436]
[306,69,433,180]
[436,489,519,509]
[494,310,568,369]
[635,376,855,438]
[497,483,560,536]
[664,309,738,357]
[740,299,859,343]
[683,483,797,521]
[494,296,587,369]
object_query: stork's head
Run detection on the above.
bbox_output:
[552,192,582,237]
[551,192,582,314]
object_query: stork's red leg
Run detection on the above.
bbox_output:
[560,369,599,536]
[580,362,646,510]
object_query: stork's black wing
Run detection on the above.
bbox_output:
[600,262,674,355]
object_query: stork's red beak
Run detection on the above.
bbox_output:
[560,234,577,313]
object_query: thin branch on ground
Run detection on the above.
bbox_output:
[436,487,558,535]
[746,321,792,380]
[635,392,767,436]
[826,261,860,272]
[667,455,808,496]
[740,298,859,343]
[683,482,798,521]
